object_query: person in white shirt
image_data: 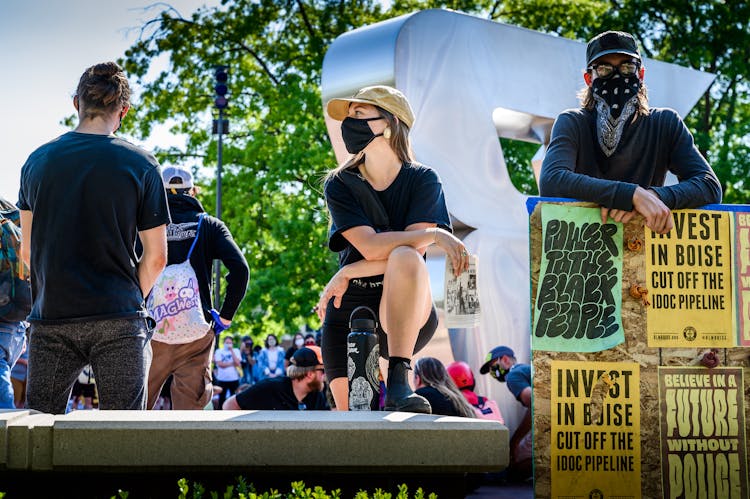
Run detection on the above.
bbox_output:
[213,335,241,409]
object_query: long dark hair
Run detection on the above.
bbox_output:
[414,357,476,418]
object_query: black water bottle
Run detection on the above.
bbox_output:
[347,306,381,411]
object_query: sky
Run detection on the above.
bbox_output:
[0,0,219,202]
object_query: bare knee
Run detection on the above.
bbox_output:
[386,246,425,277]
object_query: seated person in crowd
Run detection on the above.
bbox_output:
[222,346,330,411]
[481,346,532,481]
[413,357,476,418]
[447,361,504,422]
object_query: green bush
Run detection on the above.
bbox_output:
[109,478,437,499]
[182,478,436,499]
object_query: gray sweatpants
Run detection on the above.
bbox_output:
[27,317,153,414]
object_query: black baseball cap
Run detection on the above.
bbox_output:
[586,31,641,66]
[291,346,323,368]
[479,346,515,374]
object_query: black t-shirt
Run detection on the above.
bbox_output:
[18,132,170,323]
[416,386,461,417]
[325,163,452,270]
[284,346,299,362]
[235,377,330,410]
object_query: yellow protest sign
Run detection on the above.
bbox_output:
[551,360,641,498]
[658,367,747,499]
[646,210,734,347]
[734,212,750,346]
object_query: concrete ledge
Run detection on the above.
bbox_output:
[1,410,508,474]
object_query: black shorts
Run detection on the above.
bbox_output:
[321,278,438,380]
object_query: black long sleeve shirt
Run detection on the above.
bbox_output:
[165,193,249,322]
[539,107,722,211]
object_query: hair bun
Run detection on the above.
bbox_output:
[91,62,123,78]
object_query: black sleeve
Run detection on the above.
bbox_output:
[325,176,374,252]
[17,154,36,211]
[540,112,638,210]
[649,109,723,209]
[137,166,171,231]
[312,391,331,410]
[235,383,264,409]
[209,217,249,320]
[404,167,452,231]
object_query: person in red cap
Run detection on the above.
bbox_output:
[447,361,504,423]
[316,85,469,413]
[539,30,721,235]
[222,346,329,411]
[480,346,532,481]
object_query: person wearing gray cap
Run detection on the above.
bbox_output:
[539,30,721,235]
[481,345,532,481]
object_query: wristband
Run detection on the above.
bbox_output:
[210,308,229,334]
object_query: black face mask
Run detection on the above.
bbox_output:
[341,116,383,154]
[591,73,640,119]
[490,364,508,383]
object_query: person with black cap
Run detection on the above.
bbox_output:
[316,85,469,413]
[480,346,532,481]
[146,165,249,410]
[222,346,330,410]
[539,30,721,235]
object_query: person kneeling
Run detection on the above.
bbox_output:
[222,347,330,411]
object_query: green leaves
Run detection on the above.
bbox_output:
[122,0,749,338]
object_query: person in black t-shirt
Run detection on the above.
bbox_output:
[223,347,329,411]
[316,86,469,413]
[413,357,476,418]
[18,62,169,414]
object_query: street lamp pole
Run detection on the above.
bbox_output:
[212,65,229,311]
[213,107,224,310]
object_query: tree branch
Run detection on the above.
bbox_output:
[296,0,318,43]
[155,13,281,86]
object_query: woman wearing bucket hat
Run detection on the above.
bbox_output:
[316,85,469,413]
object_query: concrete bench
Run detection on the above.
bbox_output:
[1,409,508,496]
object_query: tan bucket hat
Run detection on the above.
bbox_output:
[326,85,415,128]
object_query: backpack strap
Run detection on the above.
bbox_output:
[339,169,390,229]
[186,213,205,259]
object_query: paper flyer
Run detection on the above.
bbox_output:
[551,360,641,498]
[533,204,624,352]
[646,210,734,347]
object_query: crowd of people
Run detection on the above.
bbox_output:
[0,27,722,486]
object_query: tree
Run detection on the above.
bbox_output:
[122,1,391,337]
[483,0,750,203]
[121,1,749,338]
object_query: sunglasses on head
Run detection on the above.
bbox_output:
[588,60,640,79]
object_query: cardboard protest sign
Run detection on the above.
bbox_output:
[551,360,641,498]
[646,210,734,347]
[533,204,624,352]
[734,212,750,346]
[658,366,747,499]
